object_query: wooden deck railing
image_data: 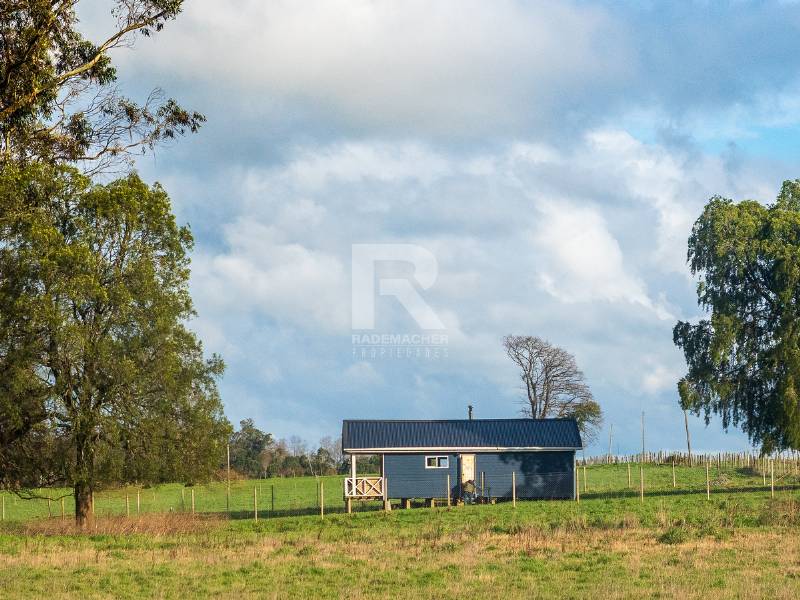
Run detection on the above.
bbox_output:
[344,477,384,498]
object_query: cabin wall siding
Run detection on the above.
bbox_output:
[384,450,575,500]
[384,453,458,499]
[477,451,575,499]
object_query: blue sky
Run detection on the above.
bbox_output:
[80,1,800,454]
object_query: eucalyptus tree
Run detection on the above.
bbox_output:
[0,1,203,173]
[0,164,230,524]
[675,180,800,453]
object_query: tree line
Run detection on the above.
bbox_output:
[229,419,341,478]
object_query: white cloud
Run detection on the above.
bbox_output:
[193,219,350,333]
[180,132,774,449]
[531,199,668,318]
[343,361,384,387]
[103,0,631,136]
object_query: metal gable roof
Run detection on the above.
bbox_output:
[341,419,582,452]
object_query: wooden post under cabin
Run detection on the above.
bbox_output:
[383,476,390,512]
[403,498,411,509]
[346,453,356,514]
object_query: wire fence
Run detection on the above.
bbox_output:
[2,452,799,522]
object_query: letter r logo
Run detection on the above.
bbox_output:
[351,244,445,330]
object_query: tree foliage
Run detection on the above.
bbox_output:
[0,1,203,173]
[229,419,273,478]
[0,163,230,522]
[674,181,800,453]
[503,335,601,444]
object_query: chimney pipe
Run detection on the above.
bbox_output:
[468,405,473,420]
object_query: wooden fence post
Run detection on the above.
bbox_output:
[512,471,516,508]
[583,465,587,493]
[137,490,140,516]
[706,462,710,500]
[254,486,258,521]
[575,466,580,503]
[61,497,65,520]
[226,443,231,515]
[639,464,644,503]
[672,460,676,488]
[47,497,52,518]
[446,474,451,507]
[771,460,775,498]
[320,481,324,519]
[126,494,130,517]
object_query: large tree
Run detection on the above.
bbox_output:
[674,180,800,453]
[503,335,602,444]
[0,1,203,173]
[229,419,273,479]
[0,163,230,523]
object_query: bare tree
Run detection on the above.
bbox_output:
[503,335,602,444]
[287,435,307,457]
[319,436,343,468]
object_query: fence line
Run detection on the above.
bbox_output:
[1,453,799,522]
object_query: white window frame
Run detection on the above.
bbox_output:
[425,455,449,469]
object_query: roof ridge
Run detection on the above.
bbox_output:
[341,418,578,422]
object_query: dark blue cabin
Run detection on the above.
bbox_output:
[341,418,582,506]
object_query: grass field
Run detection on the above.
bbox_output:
[1,464,799,598]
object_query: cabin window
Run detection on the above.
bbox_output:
[425,455,449,469]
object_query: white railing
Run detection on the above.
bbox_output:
[344,476,384,498]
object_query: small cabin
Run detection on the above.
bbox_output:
[341,418,582,510]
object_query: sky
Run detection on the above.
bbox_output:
[78,1,800,454]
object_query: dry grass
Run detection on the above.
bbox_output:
[5,519,799,599]
[14,512,225,536]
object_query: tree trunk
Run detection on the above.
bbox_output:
[684,409,692,466]
[74,432,94,527]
